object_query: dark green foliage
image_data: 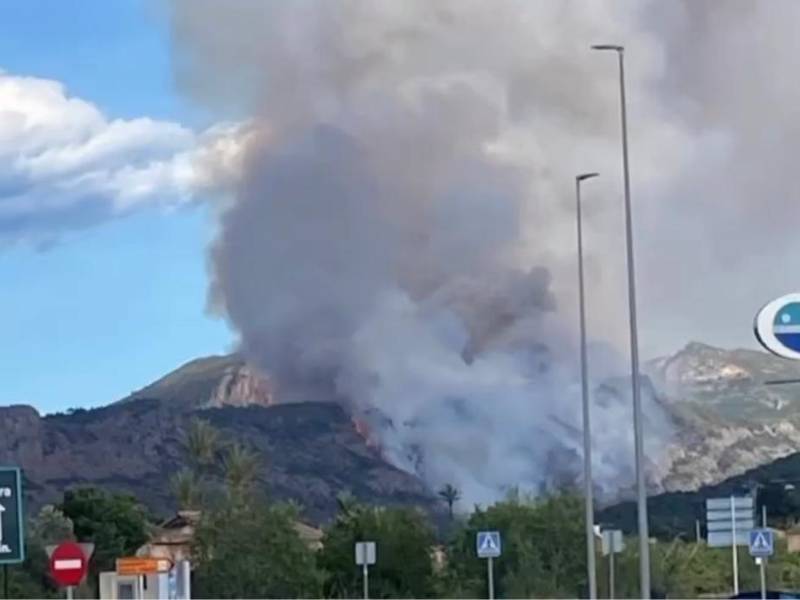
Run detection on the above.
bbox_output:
[319,504,438,598]
[600,452,800,540]
[443,492,587,598]
[192,502,322,599]
[60,488,150,575]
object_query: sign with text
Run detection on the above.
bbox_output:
[116,557,173,576]
[706,496,755,548]
[0,467,24,564]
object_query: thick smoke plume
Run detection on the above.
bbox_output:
[165,0,792,503]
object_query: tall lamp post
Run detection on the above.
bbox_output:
[576,172,599,599]
[591,44,651,599]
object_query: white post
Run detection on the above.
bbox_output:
[487,556,495,600]
[65,586,74,600]
[609,550,615,600]
[731,496,739,596]
[759,557,767,600]
[363,563,369,600]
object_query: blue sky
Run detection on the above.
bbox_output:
[0,0,235,412]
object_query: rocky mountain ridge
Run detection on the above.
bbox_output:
[0,398,438,523]
[3,341,800,518]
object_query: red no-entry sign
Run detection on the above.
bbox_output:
[49,541,88,587]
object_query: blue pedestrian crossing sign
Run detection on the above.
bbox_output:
[477,531,501,558]
[749,528,774,558]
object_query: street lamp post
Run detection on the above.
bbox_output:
[576,172,599,600]
[591,44,651,599]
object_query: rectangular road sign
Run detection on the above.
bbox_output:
[706,497,754,511]
[708,519,756,532]
[117,557,173,576]
[0,467,24,564]
[477,531,501,558]
[749,529,775,558]
[601,530,624,556]
[708,530,751,548]
[355,541,376,566]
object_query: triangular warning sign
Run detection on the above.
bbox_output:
[480,534,498,552]
[752,531,770,552]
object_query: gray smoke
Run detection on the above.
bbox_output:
[165,0,794,502]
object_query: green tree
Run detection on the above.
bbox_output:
[222,442,261,501]
[185,417,220,471]
[192,502,322,598]
[171,467,204,511]
[319,503,438,598]
[438,484,461,520]
[60,488,150,575]
[444,492,587,598]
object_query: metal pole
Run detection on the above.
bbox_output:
[760,558,767,600]
[592,43,650,599]
[66,586,74,600]
[695,519,701,543]
[487,556,495,600]
[731,496,739,596]
[3,565,7,599]
[609,550,615,600]
[577,173,599,600]
[363,563,369,600]
[763,504,767,527]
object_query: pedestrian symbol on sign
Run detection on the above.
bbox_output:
[749,528,774,558]
[476,531,501,558]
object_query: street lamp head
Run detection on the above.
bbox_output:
[591,44,624,52]
[577,172,599,182]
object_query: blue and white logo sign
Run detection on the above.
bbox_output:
[755,293,800,359]
[748,528,774,558]
[476,531,501,558]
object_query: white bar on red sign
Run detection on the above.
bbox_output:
[54,559,83,570]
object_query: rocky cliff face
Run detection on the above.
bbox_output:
[120,354,274,410]
[649,342,800,493]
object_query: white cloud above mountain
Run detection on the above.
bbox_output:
[0,70,247,243]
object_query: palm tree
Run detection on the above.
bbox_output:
[171,468,203,510]
[222,442,261,498]
[335,491,359,519]
[438,484,461,520]
[185,418,220,472]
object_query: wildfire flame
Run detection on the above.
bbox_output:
[352,417,382,455]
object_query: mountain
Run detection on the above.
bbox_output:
[4,341,800,523]
[118,354,274,411]
[598,449,800,540]
[651,342,800,493]
[0,398,438,524]
[647,341,800,423]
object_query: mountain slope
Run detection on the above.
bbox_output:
[118,354,274,411]
[0,400,438,524]
[599,449,800,539]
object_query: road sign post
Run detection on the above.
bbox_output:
[0,468,24,567]
[706,495,755,596]
[49,541,89,599]
[477,531,501,600]
[355,541,376,600]
[602,530,624,599]
[749,528,775,600]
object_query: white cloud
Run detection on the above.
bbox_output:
[0,71,248,242]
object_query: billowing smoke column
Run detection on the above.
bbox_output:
[167,0,689,503]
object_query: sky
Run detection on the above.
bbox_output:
[0,0,234,412]
[2,0,795,416]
